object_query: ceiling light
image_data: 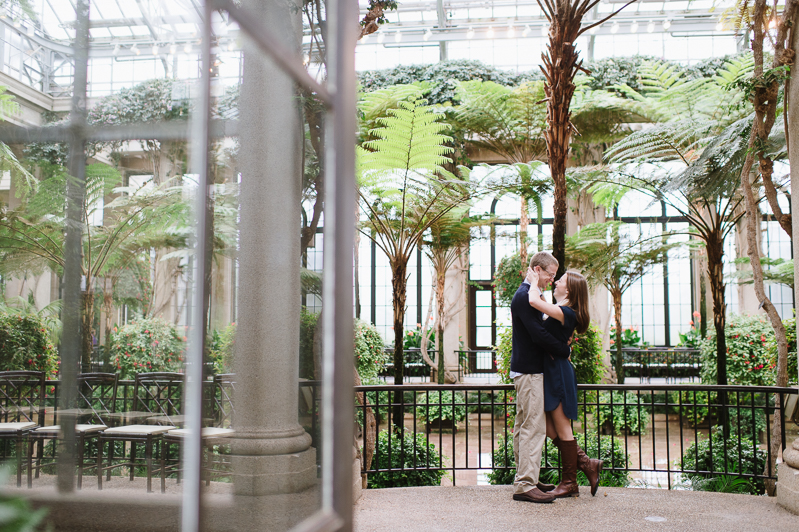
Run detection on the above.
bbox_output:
[169,43,177,54]
[303,53,310,65]
[663,19,671,30]
[361,33,369,44]
[589,25,598,35]
[424,28,432,41]
[507,24,515,38]
[716,20,723,32]
[183,42,192,53]
[467,27,475,39]
[112,44,120,56]
[769,19,778,29]
[377,31,385,43]
[647,20,655,33]
[487,26,494,38]
[152,44,159,56]
[522,24,531,37]
[630,21,638,33]
[12,19,20,28]
[131,44,140,55]
[611,22,619,34]
[541,24,549,37]
[394,30,402,43]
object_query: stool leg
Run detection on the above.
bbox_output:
[27,437,33,488]
[161,440,166,494]
[16,434,23,487]
[107,439,113,481]
[97,438,103,490]
[130,441,136,482]
[145,437,153,493]
[77,434,85,490]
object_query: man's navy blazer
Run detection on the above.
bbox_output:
[509,282,570,374]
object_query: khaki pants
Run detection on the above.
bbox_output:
[512,373,545,494]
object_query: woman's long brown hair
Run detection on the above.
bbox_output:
[565,270,590,334]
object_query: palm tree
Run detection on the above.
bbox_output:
[357,96,473,427]
[451,80,547,266]
[601,56,757,388]
[419,207,473,384]
[567,221,680,383]
[0,163,185,368]
[536,0,639,277]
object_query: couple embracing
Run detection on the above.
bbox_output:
[510,251,603,504]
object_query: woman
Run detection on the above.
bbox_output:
[525,268,603,498]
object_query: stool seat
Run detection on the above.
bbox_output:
[34,424,107,435]
[167,427,235,438]
[0,422,37,432]
[102,425,174,436]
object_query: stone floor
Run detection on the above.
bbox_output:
[354,485,799,532]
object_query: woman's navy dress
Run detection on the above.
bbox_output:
[542,306,578,420]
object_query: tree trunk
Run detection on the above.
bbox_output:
[81,288,94,371]
[103,278,115,367]
[354,227,361,319]
[705,231,730,438]
[353,366,376,489]
[542,1,580,278]
[436,268,446,384]
[519,198,529,269]
[612,288,624,384]
[391,258,408,430]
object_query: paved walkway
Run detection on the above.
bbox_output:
[354,486,798,532]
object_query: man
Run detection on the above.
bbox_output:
[510,251,569,504]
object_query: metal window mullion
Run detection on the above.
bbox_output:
[56,0,90,495]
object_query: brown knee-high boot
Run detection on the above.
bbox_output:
[553,437,603,496]
[550,439,579,498]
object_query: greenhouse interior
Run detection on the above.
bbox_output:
[0,0,798,530]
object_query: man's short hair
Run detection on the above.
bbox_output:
[529,251,558,271]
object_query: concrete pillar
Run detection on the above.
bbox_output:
[229,0,316,497]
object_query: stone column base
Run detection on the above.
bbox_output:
[777,461,799,515]
[353,457,363,502]
[232,447,317,496]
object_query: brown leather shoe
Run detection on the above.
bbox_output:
[537,481,555,492]
[550,439,580,498]
[512,487,556,503]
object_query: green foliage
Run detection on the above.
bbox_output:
[0,296,61,344]
[355,319,390,383]
[208,322,236,375]
[597,391,650,435]
[680,427,767,495]
[0,311,58,378]
[766,314,798,385]
[402,325,434,351]
[415,390,467,424]
[493,252,524,307]
[0,468,47,531]
[299,308,319,380]
[699,314,776,385]
[570,321,605,385]
[584,56,660,93]
[609,325,645,348]
[109,317,185,379]
[677,312,703,348]
[367,429,446,488]
[487,432,630,487]
[358,60,542,105]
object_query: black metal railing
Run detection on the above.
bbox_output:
[380,348,432,382]
[612,347,702,382]
[457,349,497,377]
[354,383,798,491]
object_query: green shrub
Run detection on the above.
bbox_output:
[679,426,767,495]
[465,391,509,417]
[0,312,59,378]
[0,468,47,529]
[492,252,524,307]
[597,391,650,435]
[366,430,446,488]
[700,314,775,385]
[299,307,319,379]
[765,314,798,386]
[208,322,235,374]
[415,390,466,425]
[109,317,184,379]
[355,319,390,383]
[487,432,630,487]
[571,321,605,385]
